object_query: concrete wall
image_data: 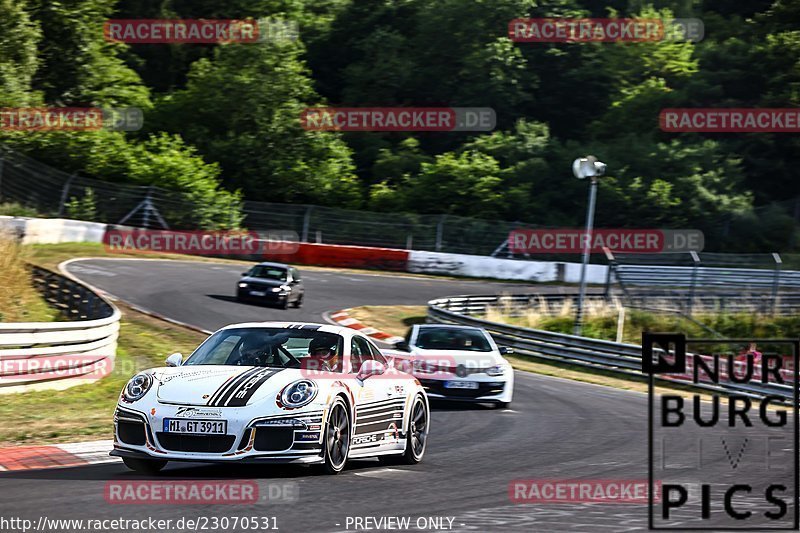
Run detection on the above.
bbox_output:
[0,216,106,244]
[0,215,610,283]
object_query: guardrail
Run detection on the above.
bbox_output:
[0,266,120,393]
[427,294,795,399]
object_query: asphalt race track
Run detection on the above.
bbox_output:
[63,259,554,333]
[0,259,793,532]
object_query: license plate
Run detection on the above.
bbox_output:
[444,381,479,389]
[163,419,227,434]
[250,291,267,297]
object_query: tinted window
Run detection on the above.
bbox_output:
[367,339,387,365]
[350,338,366,372]
[414,327,492,352]
[185,328,343,370]
[249,266,287,281]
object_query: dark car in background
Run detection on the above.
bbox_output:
[236,262,304,309]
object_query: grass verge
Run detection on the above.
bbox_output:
[0,237,59,322]
[347,305,427,336]
[487,297,800,344]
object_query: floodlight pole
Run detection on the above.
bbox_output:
[573,176,598,336]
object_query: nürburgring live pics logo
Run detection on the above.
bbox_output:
[644,333,799,530]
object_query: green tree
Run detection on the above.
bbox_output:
[153,38,360,206]
[0,0,41,107]
[27,0,151,108]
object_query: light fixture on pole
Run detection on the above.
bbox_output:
[572,155,606,336]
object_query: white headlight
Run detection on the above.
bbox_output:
[123,373,153,402]
[280,380,318,408]
[238,282,248,288]
[271,287,282,292]
[485,365,506,377]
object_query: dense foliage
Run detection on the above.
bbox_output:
[0,0,797,248]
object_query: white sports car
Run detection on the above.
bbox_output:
[111,322,429,474]
[392,324,514,408]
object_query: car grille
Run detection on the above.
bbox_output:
[156,433,236,453]
[253,427,294,452]
[115,408,148,446]
[419,379,505,399]
[118,421,147,446]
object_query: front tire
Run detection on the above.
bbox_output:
[122,457,167,474]
[321,397,351,474]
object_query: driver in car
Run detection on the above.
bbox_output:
[236,335,272,366]
[307,336,341,372]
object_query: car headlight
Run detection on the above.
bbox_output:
[123,373,153,402]
[238,282,248,288]
[485,365,507,377]
[280,380,318,408]
[271,287,284,292]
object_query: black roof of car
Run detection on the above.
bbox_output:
[417,324,481,331]
[253,262,291,269]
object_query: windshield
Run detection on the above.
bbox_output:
[184,328,343,370]
[414,327,493,352]
[248,266,288,281]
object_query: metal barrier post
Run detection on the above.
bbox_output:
[688,251,700,315]
[574,176,599,336]
[56,174,75,217]
[772,252,782,314]
[435,215,445,252]
[603,247,615,300]
[301,206,313,242]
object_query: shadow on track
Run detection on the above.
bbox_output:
[0,457,387,481]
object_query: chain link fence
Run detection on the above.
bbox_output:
[0,145,535,255]
[4,144,800,258]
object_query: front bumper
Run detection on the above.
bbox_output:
[237,288,289,303]
[417,378,508,402]
[113,404,325,463]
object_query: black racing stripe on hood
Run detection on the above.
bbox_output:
[223,368,286,407]
[207,367,262,407]
[301,325,321,330]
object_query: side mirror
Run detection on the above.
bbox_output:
[357,360,386,381]
[499,346,514,356]
[165,352,183,367]
[241,272,249,277]
[394,341,411,352]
